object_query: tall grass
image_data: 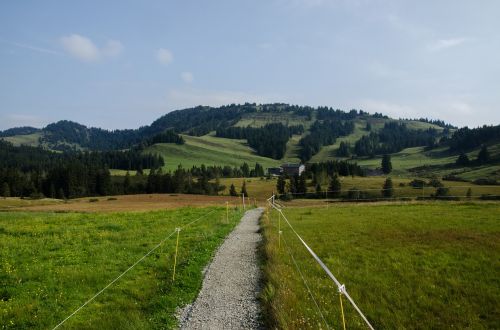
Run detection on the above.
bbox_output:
[261,202,500,329]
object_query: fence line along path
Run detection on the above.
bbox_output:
[179,207,264,330]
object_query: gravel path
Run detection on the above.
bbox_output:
[179,207,264,330]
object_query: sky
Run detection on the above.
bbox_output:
[1,0,499,130]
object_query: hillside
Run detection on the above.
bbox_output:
[1,103,499,182]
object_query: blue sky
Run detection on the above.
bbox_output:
[1,0,499,130]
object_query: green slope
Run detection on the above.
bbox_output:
[2,132,44,147]
[145,133,280,171]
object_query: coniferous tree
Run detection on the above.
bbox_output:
[477,145,490,164]
[1,182,10,197]
[229,183,238,196]
[123,171,131,194]
[254,163,265,177]
[241,163,250,177]
[276,175,286,195]
[466,188,472,199]
[328,175,341,198]
[297,174,307,195]
[336,141,351,157]
[315,183,322,198]
[382,177,394,198]
[241,181,248,197]
[381,154,392,174]
[456,152,470,166]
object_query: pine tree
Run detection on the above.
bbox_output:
[456,152,470,166]
[328,175,341,198]
[123,171,131,194]
[297,174,307,194]
[276,175,286,195]
[315,183,322,198]
[241,181,248,197]
[229,183,238,196]
[382,177,394,198]
[477,145,490,164]
[1,182,10,198]
[381,154,392,174]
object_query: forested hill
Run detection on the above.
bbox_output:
[1,103,456,151]
[1,103,499,166]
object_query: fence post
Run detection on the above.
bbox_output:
[278,211,281,249]
[226,201,229,223]
[172,228,181,281]
[242,193,246,210]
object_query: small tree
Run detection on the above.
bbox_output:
[456,152,470,166]
[241,181,248,197]
[328,175,341,198]
[297,174,307,195]
[381,154,392,174]
[466,188,472,199]
[229,183,238,197]
[477,145,490,164]
[315,183,322,197]
[1,182,10,198]
[336,142,351,157]
[276,176,286,195]
[348,187,361,200]
[123,171,131,194]
[366,122,372,131]
[382,177,394,198]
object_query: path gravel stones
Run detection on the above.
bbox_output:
[179,207,264,330]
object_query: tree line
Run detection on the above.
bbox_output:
[216,123,304,159]
[299,120,355,161]
[354,122,440,156]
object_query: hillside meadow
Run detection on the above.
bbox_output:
[0,206,243,329]
[261,202,500,329]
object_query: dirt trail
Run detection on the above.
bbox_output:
[179,207,264,329]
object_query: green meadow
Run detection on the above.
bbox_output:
[261,202,500,329]
[146,133,279,171]
[0,207,243,329]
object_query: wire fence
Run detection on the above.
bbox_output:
[267,195,376,329]
[273,184,500,204]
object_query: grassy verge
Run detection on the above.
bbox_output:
[0,206,243,329]
[261,202,500,329]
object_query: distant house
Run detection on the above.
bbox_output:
[267,167,283,176]
[281,163,305,176]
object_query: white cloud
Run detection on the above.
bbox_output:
[427,38,467,52]
[60,34,123,62]
[156,48,173,65]
[102,40,123,57]
[181,71,194,83]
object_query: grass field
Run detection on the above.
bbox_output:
[0,206,243,329]
[261,202,500,329]
[145,133,279,171]
[1,132,44,147]
[2,194,242,213]
[234,112,313,129]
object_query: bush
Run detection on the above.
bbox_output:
[410,179,426,189]
[473,178,498,185]
[89,198,99,203]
